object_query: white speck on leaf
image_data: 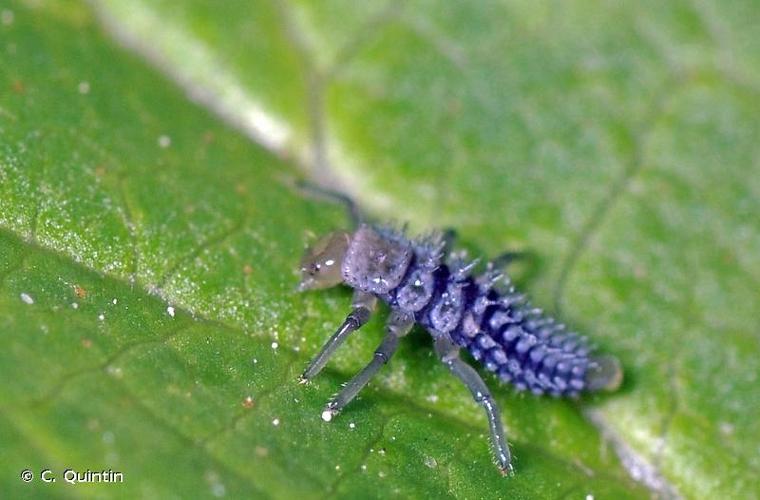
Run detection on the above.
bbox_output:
[158,134,171,148]
[349,422,356,429]
[271,341,278,350]
[71,302,79,309]
[205,470,226,498]
[78,81,90,94]
[272,418,280,426]
[20,293,34,305]
[167,306,175,317]
[98,313,105,321]
[1,9,13,26]
[211,483,226,498]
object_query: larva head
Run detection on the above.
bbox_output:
[584,354,624,392]
[298,231,351,291]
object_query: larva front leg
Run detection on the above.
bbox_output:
[321,309,414,422]
[299,290,377,384]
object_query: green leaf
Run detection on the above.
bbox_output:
[94,1,759,497]
[0,1,643,498]
[1,1,757,499]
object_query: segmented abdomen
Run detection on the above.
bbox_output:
[459,288,591,397]
[388,253,591,397]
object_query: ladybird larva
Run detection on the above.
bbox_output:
[297,223,622,474]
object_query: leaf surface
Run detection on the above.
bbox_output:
[2,0,758,498]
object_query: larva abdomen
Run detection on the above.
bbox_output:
[393,255,593,397]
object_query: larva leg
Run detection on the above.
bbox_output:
[491,250,529,269]
[434,336,513,475]
[293,179,363,227]
[441,227,524,269]
[321,310,414,421]
[442,227,458,251]
[299,290,377,384]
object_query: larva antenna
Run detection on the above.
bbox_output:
[287,176,365,228]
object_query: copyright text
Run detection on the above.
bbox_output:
[20,468,124,484]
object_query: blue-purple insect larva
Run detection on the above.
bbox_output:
[297,223,623,475]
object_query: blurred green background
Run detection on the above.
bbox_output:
[1,0,758,498]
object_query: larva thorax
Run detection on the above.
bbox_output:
[302,223,622,397]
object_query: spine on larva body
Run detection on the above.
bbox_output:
[388,233,592,397]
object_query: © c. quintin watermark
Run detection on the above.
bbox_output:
[20,468,124,484]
